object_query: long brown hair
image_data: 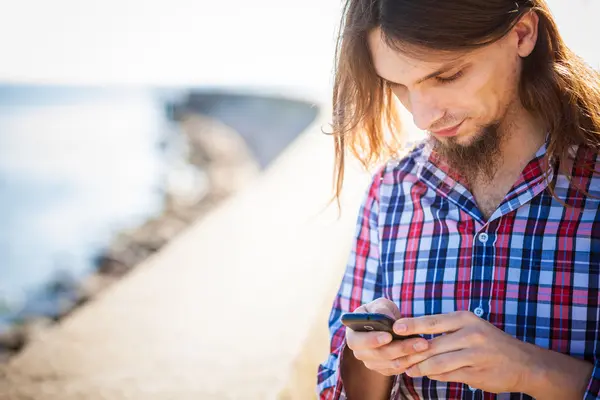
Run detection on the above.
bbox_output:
[330,0,600,201]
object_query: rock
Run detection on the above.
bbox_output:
[77,274,116,302]
[179,114,260,197]
[95,255,131,277]
[21,318,53,342]
[0,326,25,352]
[164,162,210,209]
[0,350,11,364]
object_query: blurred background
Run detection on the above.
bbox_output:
[0,0,599,399]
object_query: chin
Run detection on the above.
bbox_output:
[432,132,471,148]
[452,127,486,147]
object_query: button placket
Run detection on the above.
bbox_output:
[471,230,491,322]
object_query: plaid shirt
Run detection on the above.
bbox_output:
[317,140,600,399]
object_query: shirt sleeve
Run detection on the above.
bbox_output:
[316,167,389,399]
[584,361,600,399]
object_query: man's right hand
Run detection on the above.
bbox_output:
[345,298,430,377]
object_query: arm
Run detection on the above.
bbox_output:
[524,345,595,400]
[340,344,394,399]
[317,168,393,400]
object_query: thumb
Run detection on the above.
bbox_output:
[365,298,401,320]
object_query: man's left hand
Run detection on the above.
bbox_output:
[393,311,537,394]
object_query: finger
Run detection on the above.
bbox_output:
[362,358,398,371]
[346,330,392,351]
[362,361,401,377]
[405,349,475,378]
[362,345,433,375]
[364,298,401,320]
[393,311,474,336]
[427,367,474,385]
[352,304,368,313]
[355,336,430,363]
[400,330,469,368]
[362,355,414,374]
[377,336,430,360]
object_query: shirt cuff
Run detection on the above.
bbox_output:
[390,374,403,399]
[334,340,348,399]
[584,361,600,399]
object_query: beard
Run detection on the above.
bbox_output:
[430,122,505,185]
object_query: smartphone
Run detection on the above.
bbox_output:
[341,312,421,340]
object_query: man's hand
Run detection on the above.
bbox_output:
[392,311,593,398]
[345,298,430,376]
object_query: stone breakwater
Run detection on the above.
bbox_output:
[0,112,260,362]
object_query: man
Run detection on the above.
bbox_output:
[317,0,600,399]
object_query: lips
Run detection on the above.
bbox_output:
[431,121,464,137]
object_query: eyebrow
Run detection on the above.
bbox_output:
[381,60,467,86]
[415,60,463,84]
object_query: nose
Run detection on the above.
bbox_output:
[408,91,444,131]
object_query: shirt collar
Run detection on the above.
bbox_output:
[414,136,555,224]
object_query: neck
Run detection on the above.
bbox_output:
[489,104,546,183]
[468,104,546,220]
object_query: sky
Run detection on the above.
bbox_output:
[0,0,595,96]
[0,0,341,99]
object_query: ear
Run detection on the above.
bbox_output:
[512,11,539,58]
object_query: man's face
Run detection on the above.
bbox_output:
[368,27,522,146]
[368,23,531,180]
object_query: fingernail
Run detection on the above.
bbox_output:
[377,334,390,344]
[413,341,428,352]
[406,367,416,377]
[394,323,407,333]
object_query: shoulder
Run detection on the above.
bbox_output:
[552,145,600,206]
[367,140,429,204]
[571,146,600,196]
[379,140,428,190]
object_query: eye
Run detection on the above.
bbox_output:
[435,70,464,84]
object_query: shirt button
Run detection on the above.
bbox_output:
[478,232,489,244]
[474,307,484,317]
